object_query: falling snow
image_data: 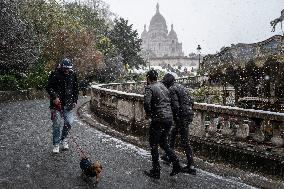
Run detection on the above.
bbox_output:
[1,0,284,188]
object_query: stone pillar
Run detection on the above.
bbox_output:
[133,101,144,122]
[221,115,233,136]
[189,111,206,137]
[270,121,284,147]
[236,122,250,139]
[117,99,135,131]
[252,120,265,142]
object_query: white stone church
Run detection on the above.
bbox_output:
[141,3,184,58]
[141,3,200,71]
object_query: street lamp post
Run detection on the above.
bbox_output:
[197,44,201,71]
[146,51,150,70]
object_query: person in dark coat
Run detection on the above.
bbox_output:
[162,73,197,175]
[143,69,181,179]
[46,58,79,153]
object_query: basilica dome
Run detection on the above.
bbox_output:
[141,25,148,39]
[149,3,168,32]
[168,24,178,39]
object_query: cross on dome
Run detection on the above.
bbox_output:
[156,3,159,14]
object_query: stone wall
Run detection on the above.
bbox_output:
[90,84,149,136]
[90,82,284,141]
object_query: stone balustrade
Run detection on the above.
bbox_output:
[90,82,284,176]
[90,82,148,136]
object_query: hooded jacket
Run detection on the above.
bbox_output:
[46,69,78,110]
[162,73,194,122]
[144,81,173,122]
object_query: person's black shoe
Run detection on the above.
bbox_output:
[181,166,197,175]
[170,165,181,176]
[161,155,171,165]
[144,169,160,179]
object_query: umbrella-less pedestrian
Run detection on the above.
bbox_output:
[46,58,79,153]
[162,73,197,175]
[143,69,182,179]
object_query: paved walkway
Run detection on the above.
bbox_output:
[0,99,281,188]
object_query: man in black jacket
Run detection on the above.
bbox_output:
[46,58,79,153]
[162,73,197,175]
[144,69,181,179]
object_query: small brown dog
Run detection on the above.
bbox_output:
[80,157,102,183]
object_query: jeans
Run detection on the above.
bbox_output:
[149,120,180,171]
[51,107,74,145]
[170,119,194,167]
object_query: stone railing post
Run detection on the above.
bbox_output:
[271,121,284,147]
[189,110,206,137]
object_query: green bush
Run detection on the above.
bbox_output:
[0,62,49,91]
[25,72,48,90]
[189,85,222,104]
[0,75,19,91]
[18,62,49,90]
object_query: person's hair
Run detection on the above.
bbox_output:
[146,69,158,81]
[162,73,175,88]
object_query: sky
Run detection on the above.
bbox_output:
[102,0,284,55]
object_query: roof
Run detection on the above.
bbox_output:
[202,35,284,71]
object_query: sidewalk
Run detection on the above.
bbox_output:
[0,99,282,188]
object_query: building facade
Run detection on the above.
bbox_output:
[141,3,200,70]
[141,3,184,58]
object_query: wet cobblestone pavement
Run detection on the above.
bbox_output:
[0,99,280,189]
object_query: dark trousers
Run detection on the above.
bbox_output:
[170,119,194,167]
[149,120,179,171]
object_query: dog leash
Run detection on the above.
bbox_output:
[59,111,89,159]
[68,131,89,159]
[68,120,88,159]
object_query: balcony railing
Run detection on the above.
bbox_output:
[90,81,284,176]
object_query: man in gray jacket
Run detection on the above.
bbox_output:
[144,69,181,179]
